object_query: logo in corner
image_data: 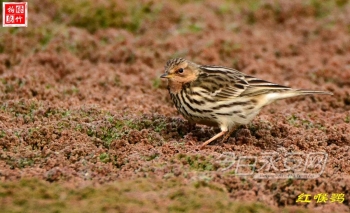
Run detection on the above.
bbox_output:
[2,2,28,27]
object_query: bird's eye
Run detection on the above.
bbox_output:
[177,68,184,74]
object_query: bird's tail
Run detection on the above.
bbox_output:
[295,89,333,96]
[265,89,333,103]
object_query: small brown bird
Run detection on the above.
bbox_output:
[160,58,333,148]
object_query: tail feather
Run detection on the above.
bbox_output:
[296,89,333,96]
[265,89,333,103]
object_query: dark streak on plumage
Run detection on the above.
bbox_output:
[192,98,206,106]
[252,84,290,89]
[238,114,246,119]
[200,67,229,74]
[211,101,250,110]
[215,112,232,116]
[250,99,258,104]
[231,110,242,114]
[235,84,245,89]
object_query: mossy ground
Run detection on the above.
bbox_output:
[0,0,349,212]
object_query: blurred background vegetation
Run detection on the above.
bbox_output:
[0,0,349,66]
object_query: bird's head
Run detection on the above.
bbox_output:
[160,58,199,84]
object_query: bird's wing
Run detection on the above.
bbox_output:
[195,66,291,101]
[211,75,249,100]
[193,67,249,101]
[241,75,291,97]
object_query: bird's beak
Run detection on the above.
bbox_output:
[160,73,170,78]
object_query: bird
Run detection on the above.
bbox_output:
[160,58,333,148]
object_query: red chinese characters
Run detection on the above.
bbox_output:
[2,2,28,27]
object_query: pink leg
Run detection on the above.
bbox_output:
[221,127,236,143]
[200,130,227,149]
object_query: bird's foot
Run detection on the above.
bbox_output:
[220,127,236,144]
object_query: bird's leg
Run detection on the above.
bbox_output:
[221,127,236,143]
[200,130,227,149]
